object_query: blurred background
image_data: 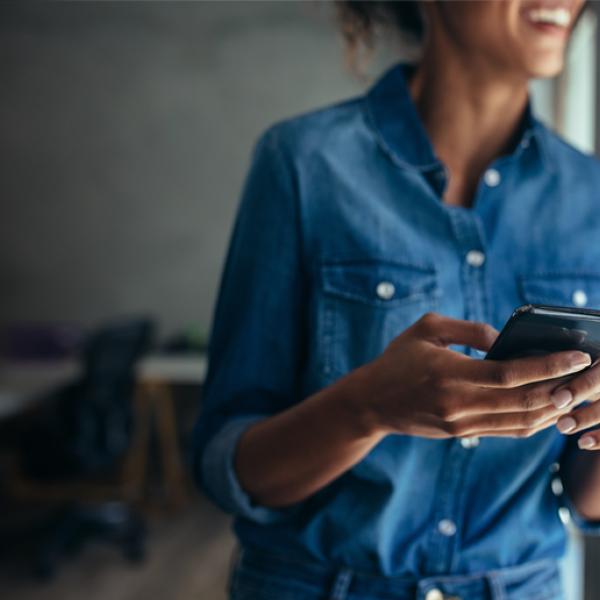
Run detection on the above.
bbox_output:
[0,1,599,599]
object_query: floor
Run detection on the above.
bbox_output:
[0,494,236,600]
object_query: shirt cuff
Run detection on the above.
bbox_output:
[201,416,301,524]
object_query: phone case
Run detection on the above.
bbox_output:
[485,304,600,361]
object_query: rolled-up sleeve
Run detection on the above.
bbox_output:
[192,125,307,523]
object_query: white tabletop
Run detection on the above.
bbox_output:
[0,353,208,420]
[0,360,81,418]
[137,353,207,383]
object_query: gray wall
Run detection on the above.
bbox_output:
[0,1,399,339]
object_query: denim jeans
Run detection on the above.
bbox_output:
[228,546,564,600]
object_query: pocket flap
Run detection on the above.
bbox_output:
[320,260,438,306]
[519,273,600,309]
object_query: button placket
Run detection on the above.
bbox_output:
[465,250,485,268]
[424,441,476,574]
[438,519,457,537]
[447,209,489,330]
[423,211,488,575]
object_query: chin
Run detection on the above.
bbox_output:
[524,53,565,79]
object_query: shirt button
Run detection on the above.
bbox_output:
[558,506,571,525]
[572,289,588,307]
[551,477,564,496]
[437,519,457,536]
[376,281,395,300]
[425,590,444,600]
[465,250,485,268]
[460,436,480,449]
[484,168,501,187]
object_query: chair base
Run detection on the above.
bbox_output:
[34,501,146,580]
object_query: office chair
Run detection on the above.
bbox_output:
[7,316,155,579]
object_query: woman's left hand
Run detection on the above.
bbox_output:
[552,360,600,449]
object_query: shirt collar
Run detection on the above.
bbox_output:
[364,62,550,172]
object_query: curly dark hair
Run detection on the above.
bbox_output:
[335,1,423,71]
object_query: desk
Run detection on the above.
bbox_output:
[0,354,207,508]
[0,361,80,419]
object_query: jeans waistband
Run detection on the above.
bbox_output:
[231,545,563,600]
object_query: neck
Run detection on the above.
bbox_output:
[408,36,529,207]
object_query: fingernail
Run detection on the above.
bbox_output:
[557,416,577,433]
[578,435,596,450]
[566,352,592,372]
[551,389,573,409]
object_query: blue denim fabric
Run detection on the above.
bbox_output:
[193,62,600,593]
[229,546,564,600]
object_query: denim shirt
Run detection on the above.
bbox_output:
[193,63,600,580]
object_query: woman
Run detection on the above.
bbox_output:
[194,2,600,598]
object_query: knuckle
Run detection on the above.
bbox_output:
[443,420,463,436]
[549,355,572,377]
[590,369,600,387]
[579,370,600,394]
[521,412,541,429]
[418,312,439,332]
[435,399,456,422]
[476,322,496,342]
[543,354,561,373]
[494,364,515,387]
[520,388,539,412]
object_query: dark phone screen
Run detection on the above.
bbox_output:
[485,306,600,362]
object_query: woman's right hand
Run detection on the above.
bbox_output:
[356,312,592,440]
[234,312,593,507]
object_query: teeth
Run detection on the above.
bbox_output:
[528,7,571,27]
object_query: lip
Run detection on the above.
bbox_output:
[520,3,574,38]
[524,19,569,38]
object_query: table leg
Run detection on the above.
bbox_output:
[121,383,153,501]
[147,381,189,509]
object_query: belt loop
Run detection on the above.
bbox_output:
[329,567,353,600]
[486,572,505,600]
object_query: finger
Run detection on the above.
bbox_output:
[463,428,552,439]
[574,431,600,451]
[457,376,589,416]
[442,405,565,437]
[550,361,600,410]
[416,313,499,351]
[556,400,600,436]
[456,351,592,389]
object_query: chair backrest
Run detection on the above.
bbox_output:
[70,317,154,471]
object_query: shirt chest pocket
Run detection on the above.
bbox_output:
[519,273,600,309]
[316,260,441,381]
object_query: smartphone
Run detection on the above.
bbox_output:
[485,304,600,361]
